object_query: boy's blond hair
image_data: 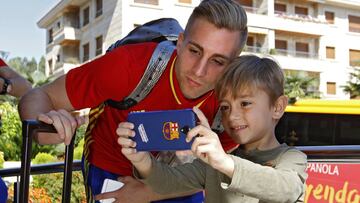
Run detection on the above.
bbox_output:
[215,55,285,105]
[185,0,248,53]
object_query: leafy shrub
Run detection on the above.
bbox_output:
[0,102,60,161]
[0,102,22,160]
[0,151,4,168]
[32,152,56,164]
[31,152,86,202]
[74,138,84,160]
[31,171,86,202]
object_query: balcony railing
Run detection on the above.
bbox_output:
[274,11,327,24]
[274,48,319,59]
[242,6,260,14]
[244,45,268,54]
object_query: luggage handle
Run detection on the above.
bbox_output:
[19,120,75,203]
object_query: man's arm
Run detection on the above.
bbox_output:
[95,176,201,202]
[19,75,82,145]
[0,65,32,97]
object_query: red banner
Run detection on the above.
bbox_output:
[305,162,360,203]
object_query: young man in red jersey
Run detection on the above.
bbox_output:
[19,0,248,202]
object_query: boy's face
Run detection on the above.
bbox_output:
[175,18,241,99]
[219,88,282,150]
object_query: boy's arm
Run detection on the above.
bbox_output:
[222,149,307,202]
[136,157,206,195]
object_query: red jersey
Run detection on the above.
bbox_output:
[0,59,7,67]
[66,42,237,175]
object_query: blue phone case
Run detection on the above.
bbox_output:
[127,109,196,151]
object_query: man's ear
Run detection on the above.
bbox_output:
[273,95,288,120]
[176,32,184,50]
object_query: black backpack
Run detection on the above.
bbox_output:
[105,18,184,110]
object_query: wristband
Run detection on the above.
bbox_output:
[0,77,11,95]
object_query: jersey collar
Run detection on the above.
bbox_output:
[170,56,213,108]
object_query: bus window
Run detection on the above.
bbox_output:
[275,99,360,146]
[336,114,360,145]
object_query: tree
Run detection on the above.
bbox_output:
[285,74,320,104]
[342,67,360,99]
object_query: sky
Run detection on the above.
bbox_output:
[0,0,59,62]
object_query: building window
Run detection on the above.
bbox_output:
[178,0,191,3]
[246,36,254,47]
[238,0,252,7]
[96,0,103,17]
[326,82,336,95]
[83,43,89,62]
[83,7,90,26]
[48,59,53,75]
[56,54,61,62]
[349,15,360,33]
[134,0,159,5]
[326,47,335,59]
[349,49,360,66]
[96,35,103,56]
[275,3,286,13]
[295,6,308,16]
[48,28,53,44]
[325,11,334,24]
[275,40,287,50]
[57,21,61,29]
[296,42,309,57]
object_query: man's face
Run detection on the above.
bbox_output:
[175,18,241,99]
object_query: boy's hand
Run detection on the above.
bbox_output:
[188,107,234,177]
[117,122,149,164]
[117,122,153,178]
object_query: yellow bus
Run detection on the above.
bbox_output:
[275,99,360,203]
[276,99,360,146]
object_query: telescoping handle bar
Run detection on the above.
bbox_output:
[19,120,75,203]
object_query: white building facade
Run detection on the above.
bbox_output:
[38,0,360,99]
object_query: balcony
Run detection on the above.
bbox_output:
[272,12,329,36]
[242,6,267,15]
[270,48,336,73]
[243,45,268,54]
[273,49,319,59]
[52,27,81,46]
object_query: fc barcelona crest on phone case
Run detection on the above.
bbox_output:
[127,109,196,151]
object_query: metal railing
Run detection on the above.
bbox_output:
[1,121,359,202]
[295,145,360,160]
[274,48,319,59]
[0,161,82,202]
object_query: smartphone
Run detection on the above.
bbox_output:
[127,109,196,151]
[100,179,124,203]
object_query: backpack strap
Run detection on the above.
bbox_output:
[105,40,176,110]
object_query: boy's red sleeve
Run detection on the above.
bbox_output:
[219,132,239,152]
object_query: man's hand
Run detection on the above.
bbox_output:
[95,176,150,203]
[188,107,235,177]
[37,109,85,145]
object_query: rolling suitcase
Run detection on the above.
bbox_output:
[19,120,76,203]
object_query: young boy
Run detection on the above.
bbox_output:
[117,55,308,203]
